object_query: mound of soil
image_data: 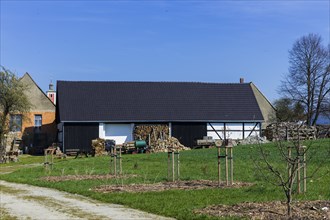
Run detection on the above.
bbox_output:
[40,174,137,182]
[93,180,253,193]
[195,200,330,220]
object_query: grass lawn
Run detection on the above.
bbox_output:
[0,154,46,174]
[1,139,329,219]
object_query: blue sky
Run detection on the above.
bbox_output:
[1,0,329,102]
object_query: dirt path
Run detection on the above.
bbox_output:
[0,180,174,220]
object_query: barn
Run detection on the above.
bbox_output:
[56,80,275,152]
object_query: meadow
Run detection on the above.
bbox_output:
[1,139,329,220]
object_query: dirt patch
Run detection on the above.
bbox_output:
[195,200,330,220]
[40,174,137,182]
[94,180,253,193]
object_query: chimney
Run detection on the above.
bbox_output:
[240,78,244,83]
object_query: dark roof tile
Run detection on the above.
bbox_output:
[56,81,264,122]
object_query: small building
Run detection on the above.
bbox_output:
[9,73,57,154]
[56,80,275,152]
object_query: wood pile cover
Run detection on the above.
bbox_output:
[133,124,169,147]
[265,122,316,141]
[151,137,190,153]
[91,138,105,156]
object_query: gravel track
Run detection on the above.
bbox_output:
[0,180,174,220]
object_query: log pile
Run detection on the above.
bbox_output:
[133,124,169,147]
[2,133,19,153]
[121,141,135,154]
[316,125,330,138]
[91,138,106,156]
[55,147,66,159]
[150,137,190,153]
[265,122,316,141]
[1,135,21,163]
[238,136,269,145]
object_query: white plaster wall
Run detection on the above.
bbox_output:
[99,123,133,144]
[207,122,260,140]
[207,123,224,130]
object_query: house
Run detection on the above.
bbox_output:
[8,73,57,154]
[56,80,275,152]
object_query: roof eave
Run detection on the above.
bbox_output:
[60,119,264,123]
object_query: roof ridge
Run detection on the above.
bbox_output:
[57,80,251,85]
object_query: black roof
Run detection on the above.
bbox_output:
[56,81,264,122]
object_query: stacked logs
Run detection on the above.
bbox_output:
[55,147,66,158]
[133,124,169,147]
[91,138,106,156]
[265,122,317,141]
[150,137,190,153]
[3,133,18,153]
[316,125,330,138]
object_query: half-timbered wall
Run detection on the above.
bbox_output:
[207,122,261,140]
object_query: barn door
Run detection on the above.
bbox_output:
[171,122,206,147]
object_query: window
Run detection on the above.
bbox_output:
[10,115,22,132]
[34,115,42,127]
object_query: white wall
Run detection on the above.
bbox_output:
[99,123,133,144]
[207,122,260,140]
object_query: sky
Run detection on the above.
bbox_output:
[0,0,329,103]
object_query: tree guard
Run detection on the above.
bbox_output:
[168,150,180,182]
[44,147,55,170]
[110,145,122,177]
[217,140,234,187]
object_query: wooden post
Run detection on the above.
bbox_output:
[148,134,151,147]
[167,151,171,181]
[298,145,307,193]
[225,147,229,186]
[230,146,233,185]
[119,146,122,175]
[44,149,48,169]
[176,152,180,180]
[217,141,234,187]
[167,150,179,182]
[114,146,117,178]
[303,148,307,192]
[110,148,112,174]
[44,150,48,167]
[110,147,113,174]
[297,156,301,193]
[44,148,55,170]
[172,151,175,182]
[218,146,221,187]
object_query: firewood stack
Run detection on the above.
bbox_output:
[55,147,66,158]
[133,124,169,147]
[150,137,190,153]
[265,122,317,141]
[316,125,330,138]
[91,138,106,156]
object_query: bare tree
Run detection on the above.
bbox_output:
[280,33,330,126]
[255,127,330,217]
[0,67,31,162]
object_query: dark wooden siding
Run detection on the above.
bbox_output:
[172,122,207,147]
[64,123,99,152]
